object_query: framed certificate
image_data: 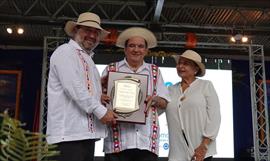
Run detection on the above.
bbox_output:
[107,72,148,124]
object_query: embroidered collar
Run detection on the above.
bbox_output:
[117,58,148,72]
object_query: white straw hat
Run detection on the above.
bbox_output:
[64,12,109,39]
[116,27,157,48]
[172,50,205,77]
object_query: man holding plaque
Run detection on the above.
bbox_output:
[46,12,117,161]
[101,27,170,161]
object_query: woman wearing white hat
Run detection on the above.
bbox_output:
[46,12,117,161]
[166,50,221,161]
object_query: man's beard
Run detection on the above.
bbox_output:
[75,35,99,54]
[80,41,98,54]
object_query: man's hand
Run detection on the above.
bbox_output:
[101,76,108,94]
[144,96,168,117]
[151,96,168,109]
[100,109,118,125]
[101,94,110,105]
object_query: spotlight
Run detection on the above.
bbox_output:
[230,34,248,43]
[241,36,248,43]
[6,27,13,34]
[230,36,236,42]
[6,26,25,35]
[17,27,24,34]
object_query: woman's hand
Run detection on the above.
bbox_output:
[191,144,207,161]
[192,137,210,161]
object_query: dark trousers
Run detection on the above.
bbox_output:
[50,139,95,161]
[204,156,213,161]
[104,149,158,161]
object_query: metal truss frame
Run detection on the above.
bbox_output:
[249,45,270,161]
[39,37,68,135]
[40,37,269,161]
[1,0,270,38]
[1,0,269,29]
[1,0,270,51]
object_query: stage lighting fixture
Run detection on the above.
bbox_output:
[230,34,248,43]
[6,27,13,34]
[6,26,24,35]
[17,27,24,34]
[241,36,248,43]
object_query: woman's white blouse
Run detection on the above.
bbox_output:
[166,79,221,161]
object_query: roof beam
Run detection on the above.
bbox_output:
[24,0,39,16]
[153,0,164,22]
[0,0,7,7]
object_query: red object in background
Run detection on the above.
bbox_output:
[185,32,197,48]
[102,29,118,45]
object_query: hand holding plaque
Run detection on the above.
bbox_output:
[107,72,148,124]
[113,77,141,113]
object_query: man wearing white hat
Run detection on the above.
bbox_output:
[46,12,117,161]
[101,27,171,161]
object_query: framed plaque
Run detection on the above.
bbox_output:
[107,71,148,124]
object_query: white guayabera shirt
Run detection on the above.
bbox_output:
[46,39,108,144]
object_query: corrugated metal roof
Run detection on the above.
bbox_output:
[0,0,270,56]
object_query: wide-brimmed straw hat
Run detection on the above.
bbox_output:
[172,50,205,77]
[116,27,157,48]
[64,12,109,39]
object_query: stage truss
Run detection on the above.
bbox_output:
[40,37,269,161]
